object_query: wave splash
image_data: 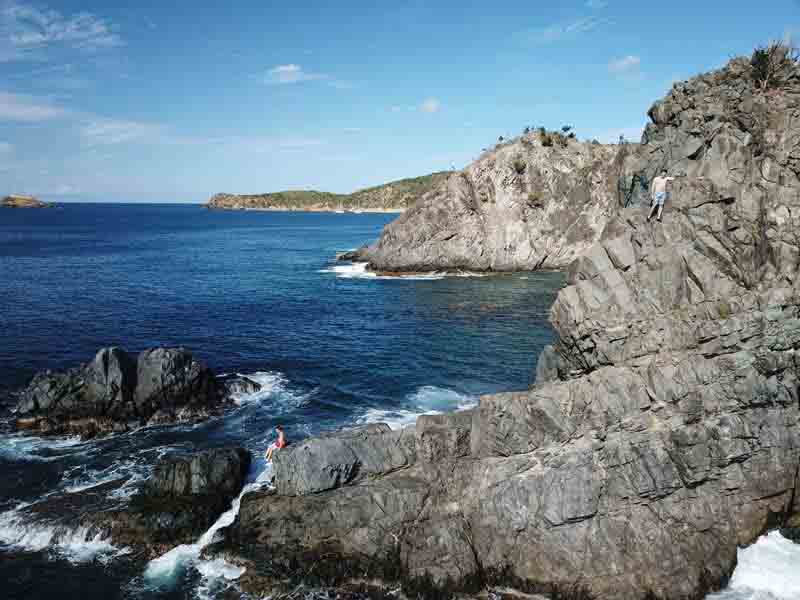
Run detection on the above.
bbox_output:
[0,506,129,564]
[706,531,800,600]
[359,385,477,429]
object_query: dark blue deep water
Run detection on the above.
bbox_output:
[0,204,563,599]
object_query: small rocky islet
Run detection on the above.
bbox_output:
[8,48,800,599]
[1,194,51,208]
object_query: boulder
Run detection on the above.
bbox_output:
[15,347,228,437]
[145,447,250,499]
[273,424,416,496]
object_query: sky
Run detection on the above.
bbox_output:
[0,0,798,203]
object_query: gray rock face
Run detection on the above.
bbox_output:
[15,347,226,437]
[145,447,250,499]
[220,56,800,599]
[355,137,624,273]
[273,424,416,496]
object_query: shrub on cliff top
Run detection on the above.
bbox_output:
[512,157,527,174]
[750,41,799,91]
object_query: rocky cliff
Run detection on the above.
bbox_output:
[216,53,800,599]
[205,172,450,212]
[1,194,50,208]
[350,135,625,272]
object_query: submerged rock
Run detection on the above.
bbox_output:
[15,347,229,437]
[218,55,800,599]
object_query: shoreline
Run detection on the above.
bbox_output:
[206,206,405,214]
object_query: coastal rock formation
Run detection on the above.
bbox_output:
[206,172,449,212]
[351,135,625,272]
[218,55,800,599]
[19,447,251,559]
[14,347,238,437]
[1,194,50,208]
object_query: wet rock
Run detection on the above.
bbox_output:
[217,374,262,400]
[15,347,227,437]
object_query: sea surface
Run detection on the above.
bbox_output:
[0,204,795,600]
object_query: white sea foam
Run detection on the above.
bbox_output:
[228,371,289,406]
[0,433,86,462]
[319,262,446,280]
[359,386,477,430]
[143,465,272,588]
[706,531,800,600]
[0,507,129,564]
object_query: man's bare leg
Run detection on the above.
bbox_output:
[657,204,664,221]
[647,202,658,221]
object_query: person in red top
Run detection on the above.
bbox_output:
[265,425,287,462]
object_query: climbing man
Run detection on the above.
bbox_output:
[647,169,675,222]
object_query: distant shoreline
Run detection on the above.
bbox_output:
[207,206,405,214]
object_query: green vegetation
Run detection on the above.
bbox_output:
[512,157,527,175]
[207,172,451,211]
[750,40,799,91]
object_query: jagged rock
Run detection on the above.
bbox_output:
[22,447,251,559]
[145,447,250,498]
[217,55,800,599]
[355,136,625,272]
[273,424,416,496]
[15,347,228,437]
[217,374,262,399]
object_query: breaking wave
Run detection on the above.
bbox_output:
[359,385,477,429]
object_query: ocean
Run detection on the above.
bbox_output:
[0,204,795,599]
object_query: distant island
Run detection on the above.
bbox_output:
[205,172,450,212]
[1,194,51,208]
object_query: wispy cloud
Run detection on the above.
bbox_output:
[80,118,161,146]
[0,91,65,121]
[263,64,327,85]
[419,97,441,113]
[390,99,443,114]
[586,0,609,8]
[0,1,122,62]
[522,16,611,44]
[609,55,641,74]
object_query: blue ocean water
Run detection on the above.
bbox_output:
[0,204,563,599]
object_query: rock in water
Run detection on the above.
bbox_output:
[15,347,227,437]
[219,55,800,599]
[356,135,624,273]
[22,447,251,559]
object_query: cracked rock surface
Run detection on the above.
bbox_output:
[220,57,800,599]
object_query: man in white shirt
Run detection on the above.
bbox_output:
[647,169,675,222]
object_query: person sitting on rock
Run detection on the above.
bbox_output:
[647,169,675,222]
[265,425,288,461]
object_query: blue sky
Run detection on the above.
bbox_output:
[0,0,798,203]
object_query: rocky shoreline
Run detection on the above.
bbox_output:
[207,53,800,599]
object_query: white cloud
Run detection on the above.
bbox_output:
[609,55,641,74]
[586,0,608,8]
[0,1,122,62]
[419,97,441,113]
[264,64,327,85]
[525,16,611,44]
[0,91,64,121]
[80,118,161,146]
